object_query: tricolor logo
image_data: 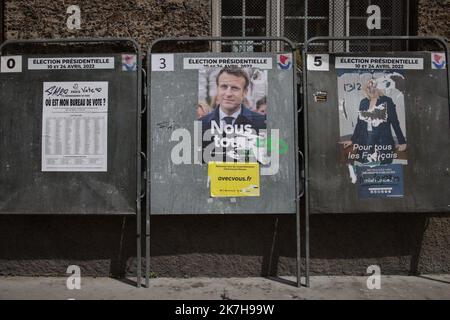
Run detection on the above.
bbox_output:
[432,52,446,69]
[277,54,292,70]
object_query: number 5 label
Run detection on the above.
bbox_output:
[1,56,22,73]
[151,54,174,72]
[307,54,329,71]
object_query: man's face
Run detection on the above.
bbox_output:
[216,72,248,115]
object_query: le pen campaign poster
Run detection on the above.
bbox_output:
[335,56,421,199]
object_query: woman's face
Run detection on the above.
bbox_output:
[366,81,379,99]
[197,103,210,118]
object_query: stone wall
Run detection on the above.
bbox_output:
[4,1,449,49]
[4,0,211,53]
[0,213,449,277]
[418,0,450,39]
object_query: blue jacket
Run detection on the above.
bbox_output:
[200,104,266,135]
[351,96,406,146]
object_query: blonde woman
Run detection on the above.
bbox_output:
[197,100,212,119]
[340,79,407,164]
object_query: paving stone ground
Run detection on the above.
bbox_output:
[0,275,449,300]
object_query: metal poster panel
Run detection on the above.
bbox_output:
[149,53,297,214]
[0,53,139,214]
[306,52,450,213]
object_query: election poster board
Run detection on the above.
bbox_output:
[149,53,298,214]
[0,53,139,214]
[306,52,450,213]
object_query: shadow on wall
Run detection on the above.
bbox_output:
[0,211,447,277]
[0,215,135,277]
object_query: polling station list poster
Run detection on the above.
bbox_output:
[41,81,108,172]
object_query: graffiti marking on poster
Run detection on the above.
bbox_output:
[336,57,423,70]
[337,67,408,199]
[42,81,108,172]
[208,162,260,197]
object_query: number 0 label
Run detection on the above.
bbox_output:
[151,54,174,72]
[1,56,22,73]
[307,54,329,71]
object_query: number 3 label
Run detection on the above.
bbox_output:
[151,54,174,72]
[1,56,22,73]
[307,54,329,71]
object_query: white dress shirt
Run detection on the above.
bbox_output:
[219,106,242,127]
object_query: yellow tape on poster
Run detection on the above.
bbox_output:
[208,162,260,197]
